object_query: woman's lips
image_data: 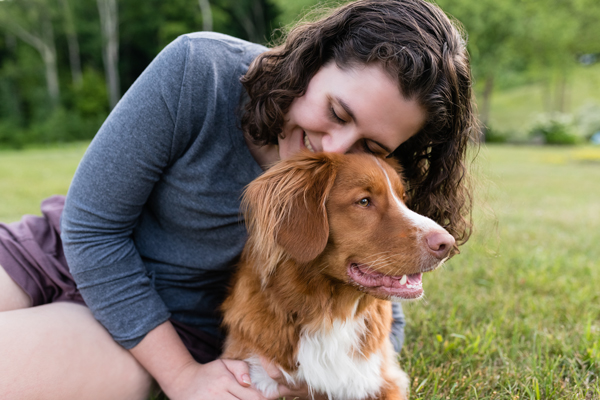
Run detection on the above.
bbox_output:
[303,132,315,152]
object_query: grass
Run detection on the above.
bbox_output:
[402,145,600,399]
[487,63,600,136]
[0,142,88,223]
[1,143,599,399]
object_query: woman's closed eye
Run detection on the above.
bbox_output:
[329,107,347,124]
[362,140,389,156]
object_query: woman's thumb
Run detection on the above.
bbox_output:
[221,358,253,387]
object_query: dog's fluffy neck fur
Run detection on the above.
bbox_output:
[222,250,391,373]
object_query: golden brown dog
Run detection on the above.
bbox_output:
[222,152,455,399]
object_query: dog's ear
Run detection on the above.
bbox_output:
[273,156,338,263]
[242,152,339,279]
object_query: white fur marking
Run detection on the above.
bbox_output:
[296,318,384,400]
[244,356,282,398]
[382,340,411,399]
[374,159,443,232]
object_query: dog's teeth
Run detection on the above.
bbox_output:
[399,275,407,285]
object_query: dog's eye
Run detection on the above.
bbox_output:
[358,198,370,207]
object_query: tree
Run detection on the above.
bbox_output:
[436,0,526,133]
[0,0,60,106]
[97,0,120,109]
[59,0,82,88]
[198,0,213,31]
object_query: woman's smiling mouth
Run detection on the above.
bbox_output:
[303,132,315,152]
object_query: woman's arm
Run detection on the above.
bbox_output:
[61,33,268,397]
[61,35,193,348]
[130,321,269,400]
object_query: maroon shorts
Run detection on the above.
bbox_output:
[0,195,222,363]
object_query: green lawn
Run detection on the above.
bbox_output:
[0,142,88,223]
[403,145,600,399]
[488,64,600,137]
[1,143,599,399]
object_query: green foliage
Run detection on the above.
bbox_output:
[271,0,339,27]
[576,102,600,140]
[483,128,509,144]
[529,113,583,145]
[0,0,279,148]
[1,0,600,147]
[487,63,600,140]
[68,67,109,119]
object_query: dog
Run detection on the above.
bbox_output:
[221,151,455,400]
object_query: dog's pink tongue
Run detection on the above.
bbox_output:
[382,275,402,288]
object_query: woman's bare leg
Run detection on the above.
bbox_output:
[0,299,153,399]
[0,264,32,311]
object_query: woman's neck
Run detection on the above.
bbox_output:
[244,132,280,171]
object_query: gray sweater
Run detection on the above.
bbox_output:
[62,32,405,351]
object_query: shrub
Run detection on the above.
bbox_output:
[529,113,582,145]
[576,102,600,141]
[483,127,509,143]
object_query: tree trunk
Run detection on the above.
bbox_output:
[97,0,120,109]
[59,0,82,88]
[41,15,60,105]
[3,17,60,106]
[198,0,213,31]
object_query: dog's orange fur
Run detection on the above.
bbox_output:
[222,152,450,399]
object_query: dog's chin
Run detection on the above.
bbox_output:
[347,263,424,300]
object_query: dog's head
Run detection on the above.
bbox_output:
[242,151,455,301]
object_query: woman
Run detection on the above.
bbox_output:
[0,0,476,399]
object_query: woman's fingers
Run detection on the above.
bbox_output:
[220,359,253,388]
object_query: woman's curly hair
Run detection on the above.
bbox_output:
[241,0,478,246]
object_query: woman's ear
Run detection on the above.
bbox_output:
[242,152,339,269]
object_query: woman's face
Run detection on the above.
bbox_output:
[278,62,426,160]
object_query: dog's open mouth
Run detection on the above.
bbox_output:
[347,263,423,300]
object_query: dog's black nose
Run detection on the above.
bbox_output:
[425,230,455,259]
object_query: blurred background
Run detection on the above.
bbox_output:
[0,0,599,148]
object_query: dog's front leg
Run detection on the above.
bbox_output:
[379,359,410,400]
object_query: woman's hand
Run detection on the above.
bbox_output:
[130,321,269,400]
[163,358,269,400]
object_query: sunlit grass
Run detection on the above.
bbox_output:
[0,142,88,223]
[403,145,600,399]
[489,64,600,136]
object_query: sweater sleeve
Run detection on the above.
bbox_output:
[61,36,194,349]
[391,302,406,353]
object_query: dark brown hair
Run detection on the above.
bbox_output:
[241,0,478,245]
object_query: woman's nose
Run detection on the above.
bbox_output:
[321,131,360,154]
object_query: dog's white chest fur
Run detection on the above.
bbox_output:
[247,317,384,400]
